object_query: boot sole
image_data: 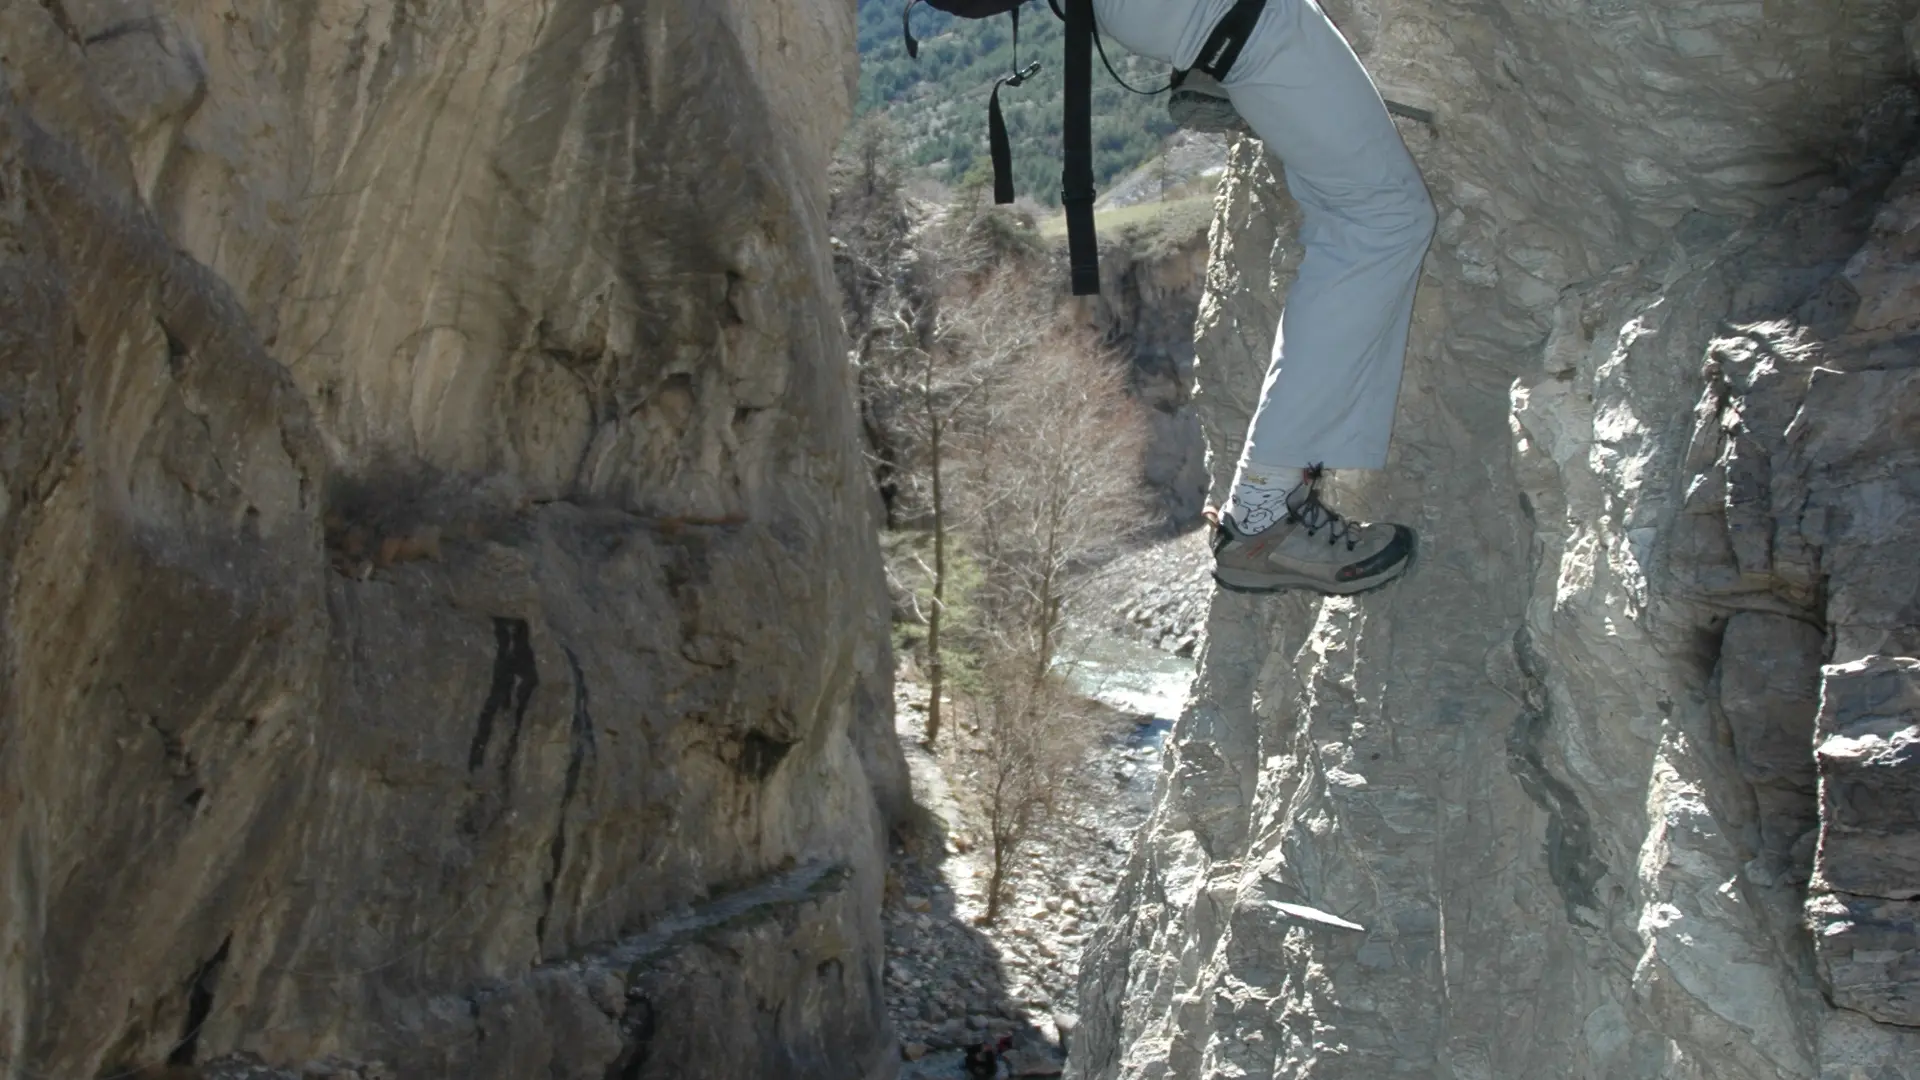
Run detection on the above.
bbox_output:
[1212,532,1418,598]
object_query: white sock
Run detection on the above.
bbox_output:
[1222,467,1317,535]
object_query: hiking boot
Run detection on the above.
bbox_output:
[1209,472,1415,596]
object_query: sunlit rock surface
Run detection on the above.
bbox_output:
[1073,1,1920,1077]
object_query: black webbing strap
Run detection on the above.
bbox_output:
[1192,0,1267,80]
[1062,0,1099,295]
[988,6,1022,204]
[989,86,1014,203]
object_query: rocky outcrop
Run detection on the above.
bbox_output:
[1808,658,1920,1030]
[1096,132,1229,213]
[1082,218,1212,528]
[1080,532,1212,656]
[1073,1,1920,1078]
[0,3,904,1079]
[1079,133,1229,529]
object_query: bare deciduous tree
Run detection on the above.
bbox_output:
[902,264,1063,746]
[853,264,1019,745]
[942,277,1148,923]
[834,146,975,747]
[958,313,1148,685]
[832,150,1152,920]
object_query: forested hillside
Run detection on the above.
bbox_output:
[859,0,1175,202]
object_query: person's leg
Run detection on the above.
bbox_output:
[1220,0,1435,478]
[1204,0,1431,595]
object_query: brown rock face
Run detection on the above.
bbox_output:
[0,2,903,1079]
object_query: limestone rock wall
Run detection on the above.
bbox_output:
[0,2,906,1078]
[1073,1,1920,1077]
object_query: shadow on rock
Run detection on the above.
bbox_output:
[883,813,1077,1080]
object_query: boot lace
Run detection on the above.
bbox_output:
[1288,465,1360,551]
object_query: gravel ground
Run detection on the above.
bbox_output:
[884,682,1163,1078]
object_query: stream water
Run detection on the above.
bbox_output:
[1058,626,1197,747]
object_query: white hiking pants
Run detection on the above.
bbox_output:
[1223,0,1434,470]
[1097,0,1436,472]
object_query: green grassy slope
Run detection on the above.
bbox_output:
[858,0,1176,204]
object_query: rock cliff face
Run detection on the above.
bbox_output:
[1085,225,1212,529]
[1075,2,1920,1078]
[0,2,905,1078]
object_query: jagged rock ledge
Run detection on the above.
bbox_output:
[159,862,878,1080]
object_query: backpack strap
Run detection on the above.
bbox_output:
[903,0,922,59]
[989,5,1040,206]
[1191,0,1268,80]
[1061,0,1099,295]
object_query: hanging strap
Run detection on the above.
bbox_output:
[903,0,922,59]
[989,84,1015,204]
[1062,0,1099,295]
[989,6,1037,205]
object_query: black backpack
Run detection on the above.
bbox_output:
[903,0,1103,295]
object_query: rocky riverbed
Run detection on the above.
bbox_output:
[1077,529,1214,656]
[882,664,1180,1078]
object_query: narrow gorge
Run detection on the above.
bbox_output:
[4,1,1920,1079]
